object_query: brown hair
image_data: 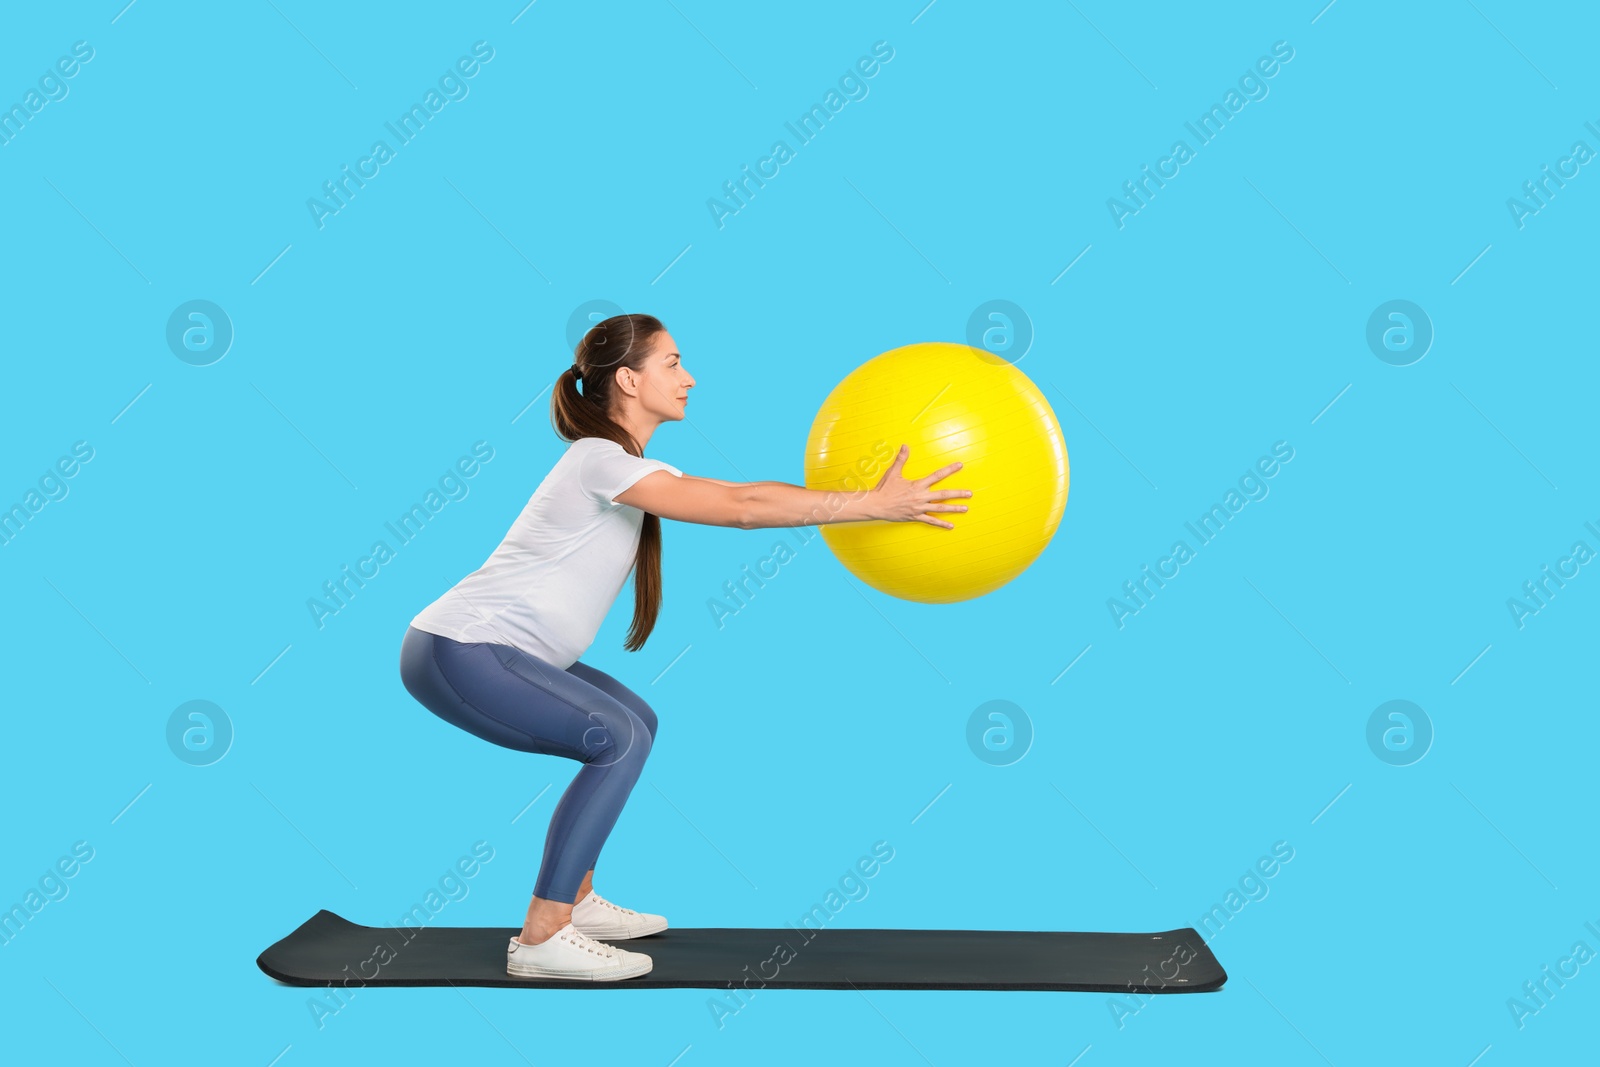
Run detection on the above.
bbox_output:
[551,313,668,652]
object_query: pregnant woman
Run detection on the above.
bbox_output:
[399,313,971,981]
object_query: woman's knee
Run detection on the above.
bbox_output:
[580,706,653,767]
[568,662,659,742]
[633,703,658,742]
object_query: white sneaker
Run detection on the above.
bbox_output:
[506,922,652,981]
[570,890,669,939]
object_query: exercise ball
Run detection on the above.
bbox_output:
[803,341,1069,603]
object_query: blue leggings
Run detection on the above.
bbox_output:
[398,625,656,904]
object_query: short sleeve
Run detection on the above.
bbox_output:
[577,439,682,507]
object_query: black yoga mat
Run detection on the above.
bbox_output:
[258,910,1227,992]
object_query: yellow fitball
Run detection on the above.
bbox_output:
[803,341,1070,603]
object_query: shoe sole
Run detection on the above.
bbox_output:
[506,958,652,981]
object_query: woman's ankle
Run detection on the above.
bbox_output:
[520,903,575,944]
[518,921,568,946]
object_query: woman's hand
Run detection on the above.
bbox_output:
[869,444,972,528]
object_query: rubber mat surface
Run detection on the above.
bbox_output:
[258,910,1227,992]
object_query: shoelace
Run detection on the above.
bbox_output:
[591,895,637,916]
[557,927,615,958]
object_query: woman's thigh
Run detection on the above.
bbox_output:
[401,627,649,764]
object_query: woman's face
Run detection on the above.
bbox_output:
[629,331,695,422]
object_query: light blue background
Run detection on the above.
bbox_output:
[2,1,1595,1063]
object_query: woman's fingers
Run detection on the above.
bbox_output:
[875,444,909,490]
[918,461,965,487]
[915,494,967,528]
[888,444,910,476]
[872,445,973,527]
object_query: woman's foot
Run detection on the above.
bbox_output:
[570,890,668,939]
[506,922,652,981]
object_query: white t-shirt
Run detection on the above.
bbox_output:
[408,437,682,668]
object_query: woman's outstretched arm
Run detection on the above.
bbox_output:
[616,445,970,531]
[693,477,793,489]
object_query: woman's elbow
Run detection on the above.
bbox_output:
[730,485,759,530]
[664,478,754,529]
